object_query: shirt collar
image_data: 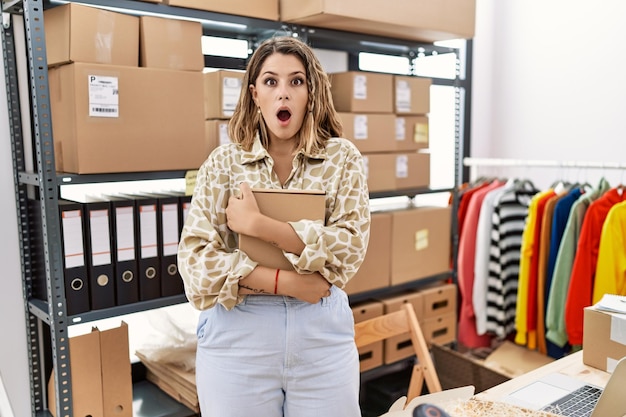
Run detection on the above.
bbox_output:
[240,133,328,165]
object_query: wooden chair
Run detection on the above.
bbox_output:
[354,302,442,408]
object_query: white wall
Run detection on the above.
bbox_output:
[0,39,31,417]
[471,0,626,189]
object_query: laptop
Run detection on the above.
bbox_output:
[502,356,626,417]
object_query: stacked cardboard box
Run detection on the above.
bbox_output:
[45,3,206,174]
[279,0,475,43]
[350,282,457,370]
[203,69,244,157]
[329,71,432,193]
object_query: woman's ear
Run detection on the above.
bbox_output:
[249,84,257,105]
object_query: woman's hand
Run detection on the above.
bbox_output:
[226,182,261,236]
[282,271,332,303]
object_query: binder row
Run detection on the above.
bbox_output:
[58,192,191,316]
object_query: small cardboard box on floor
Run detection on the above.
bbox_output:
[583,301,626,373]
[48,322,132,417]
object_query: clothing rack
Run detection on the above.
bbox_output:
[463,157,626,170]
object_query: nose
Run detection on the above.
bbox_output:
[277,84,290,100]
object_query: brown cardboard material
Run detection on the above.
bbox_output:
[344,212,391,295]
[239,189,325,270]
[44,3,139,67]
[139,16,204,71]
[280,0,476,43]
[394,76,431,115]
[329,71,393,113]
[48,328,104,417]
[204,119,231,157]
[583,306,626,372]
[338,112,396,153]
[49,63,206,174]
[48,322,132,417]
[395,116,429,152]
[100,322,133,417]
[395,152,430,190]
[203,70,245,119]
[363,154,396,193]
[423,313,456,346]
[165,0,279,21]
[390,206,451,285]
[380,291,424,364]
[483,341,553,379]
[352,300,385,372]
[420,282,457,319]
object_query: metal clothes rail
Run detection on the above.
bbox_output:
[463,157,626,170]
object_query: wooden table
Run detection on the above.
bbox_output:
[475,350,610,402]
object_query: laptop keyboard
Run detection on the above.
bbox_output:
[542,385,603,417]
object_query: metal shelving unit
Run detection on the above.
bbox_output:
[3,1,469,416]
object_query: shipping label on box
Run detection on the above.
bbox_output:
[390,206,451,285]
[583,305,626,372]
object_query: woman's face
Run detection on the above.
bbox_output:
[250,52,308,145]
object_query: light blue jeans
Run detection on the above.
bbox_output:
[195,285,361,417]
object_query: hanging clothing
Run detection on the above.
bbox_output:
[457,180,505,348]
[473,180,515,336]
[535,192,561,355]
[544,187,584,358]
[545,178,610,348]
[485,183,536,339]
[565,187,626,346]
[515,190,554,349]
[514,190,551,347]
[593,200,626,301]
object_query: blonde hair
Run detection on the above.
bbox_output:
[228,36,342,154]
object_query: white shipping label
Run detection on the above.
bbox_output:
[90,209,112,266]
[88,75,119,118]
[396,117,407,141]
[396,80,411,112]
[140,205,158,258]
[396,155,409,178]
[162,204,179,256]
[222,77,242,117]
[353,75,367,100]
[62,210,85,268]
[116,207,135,262]
[219,122,231,145]
[610,314,626,346]
[354,115,368,140]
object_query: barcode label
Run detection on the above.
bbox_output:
[88,75,119,118]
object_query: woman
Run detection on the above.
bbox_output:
[178,36,370,417]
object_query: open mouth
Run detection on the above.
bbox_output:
[277,109,291,122]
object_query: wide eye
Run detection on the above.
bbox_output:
[263,77,277,86]
[291,77,305,86]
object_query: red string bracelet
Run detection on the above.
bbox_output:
[274,269,280,295]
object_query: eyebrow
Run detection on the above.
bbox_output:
[261,70,306,77]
